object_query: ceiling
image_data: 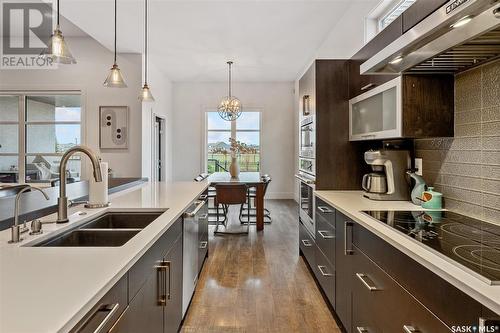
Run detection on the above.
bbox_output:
[59,0,377,82]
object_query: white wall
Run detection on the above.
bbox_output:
[141,60,174,182]
[172,82,295,199]
[0,37,143,178]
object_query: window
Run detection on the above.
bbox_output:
[0,93,82,184]
[205,111,260,174]
[365,0,416,42]
[379,0,416,30]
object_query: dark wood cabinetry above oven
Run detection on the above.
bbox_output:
[299,60,369,191]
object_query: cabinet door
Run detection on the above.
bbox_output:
[335,212,354,333]
[299,62,316,117]
[314,246,335,307]
[110,271,164,333]
[164,236,183,333]
[349,77,402,141]
[299,220,315,269]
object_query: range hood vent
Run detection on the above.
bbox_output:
[361,0,500,75]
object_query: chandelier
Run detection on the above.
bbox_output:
[218,61,242,121]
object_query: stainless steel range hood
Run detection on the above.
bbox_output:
[361,0,500,75]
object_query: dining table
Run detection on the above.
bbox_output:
[207,172,267,231]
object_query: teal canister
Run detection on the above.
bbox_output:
[421,187,442,209]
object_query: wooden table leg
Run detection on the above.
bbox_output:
[255,183,264,231]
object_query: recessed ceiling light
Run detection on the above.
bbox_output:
[389,56,403,65]
[451,15,473,29]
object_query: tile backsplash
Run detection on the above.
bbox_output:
[415,60,500,225]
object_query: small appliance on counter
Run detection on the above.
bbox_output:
[362,148,410,201]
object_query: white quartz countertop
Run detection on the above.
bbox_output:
[0,181,208,333]
[315,190,500,316]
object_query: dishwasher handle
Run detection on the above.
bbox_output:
[184,200,205,218]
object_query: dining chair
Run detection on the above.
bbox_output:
[214,183,250,235]
[239,175,272,224]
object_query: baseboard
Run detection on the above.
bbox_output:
[266,192,294,200]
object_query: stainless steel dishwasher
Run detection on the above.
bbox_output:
[182,196,208,316]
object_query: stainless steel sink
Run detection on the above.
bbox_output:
[32,211,165,247]
[80,212,164,229]
[34,229,140,247]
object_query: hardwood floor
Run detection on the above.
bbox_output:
[181,200,341,333]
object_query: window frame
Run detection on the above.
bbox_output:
[0,91,85,184]
[202,108,262,174]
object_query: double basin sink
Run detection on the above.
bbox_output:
[33,211,165,247]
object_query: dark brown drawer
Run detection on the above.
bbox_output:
[129,217,182,301]
[314,246,335,307]
[315,198,335,227]
[353,221,483,328]
[299,220,315,269]
[70,274,128,333]
[315,214,335,266]
[352,246,449,333]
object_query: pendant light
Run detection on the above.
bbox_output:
[104,0,127,87]
[218,61,242,121]
[40,0,76,64]
[139,0,154,101]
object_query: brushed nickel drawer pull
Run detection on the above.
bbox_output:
[199,194,208,200]
[317,206,333,214]
[165,261,172,300]
[356,327,369,333]
[344,221,354,255]
[155,261,167,306]
[301,239,312,247]
[199,241,208,249]
[199,213,208,220]
[184,201,205,217]
[403,325,418,333]
[317,265,333,277]
[356,273,379,291]
[92,303,120,333]
[318,230,334,239]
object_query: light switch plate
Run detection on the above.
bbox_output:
[415,158,423,176]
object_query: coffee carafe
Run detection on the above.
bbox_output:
[362,149,410,201]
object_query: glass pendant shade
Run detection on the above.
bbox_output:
[218,96,242,121]
[139,83,155,101]
[104,64,127,87]
[40,28,76,64]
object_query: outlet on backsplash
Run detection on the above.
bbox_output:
[414,59,500,225]
[414,158,423,176]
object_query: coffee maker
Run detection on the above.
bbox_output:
[362,149,411,201]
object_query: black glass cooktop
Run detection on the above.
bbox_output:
[363,210,500,284]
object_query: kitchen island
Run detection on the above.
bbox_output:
[0,181,209,333]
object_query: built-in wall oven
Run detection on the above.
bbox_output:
[295,173,315,236]
[300,116,315,159]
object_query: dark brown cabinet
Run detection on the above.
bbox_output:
[305,209,497,332]
[402,0,448,33]
[335,211,353,333]
[163,236,183,333]
[299,60,367,190]
[72,217,188,333]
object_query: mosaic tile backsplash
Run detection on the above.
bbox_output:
[415,60,500,225]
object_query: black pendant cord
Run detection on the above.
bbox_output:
[57,0,60,26]
[228,61,232,98]
[113,0,117,64]
[144,0,148,84]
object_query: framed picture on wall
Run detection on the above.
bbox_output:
[99,106,129,149]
